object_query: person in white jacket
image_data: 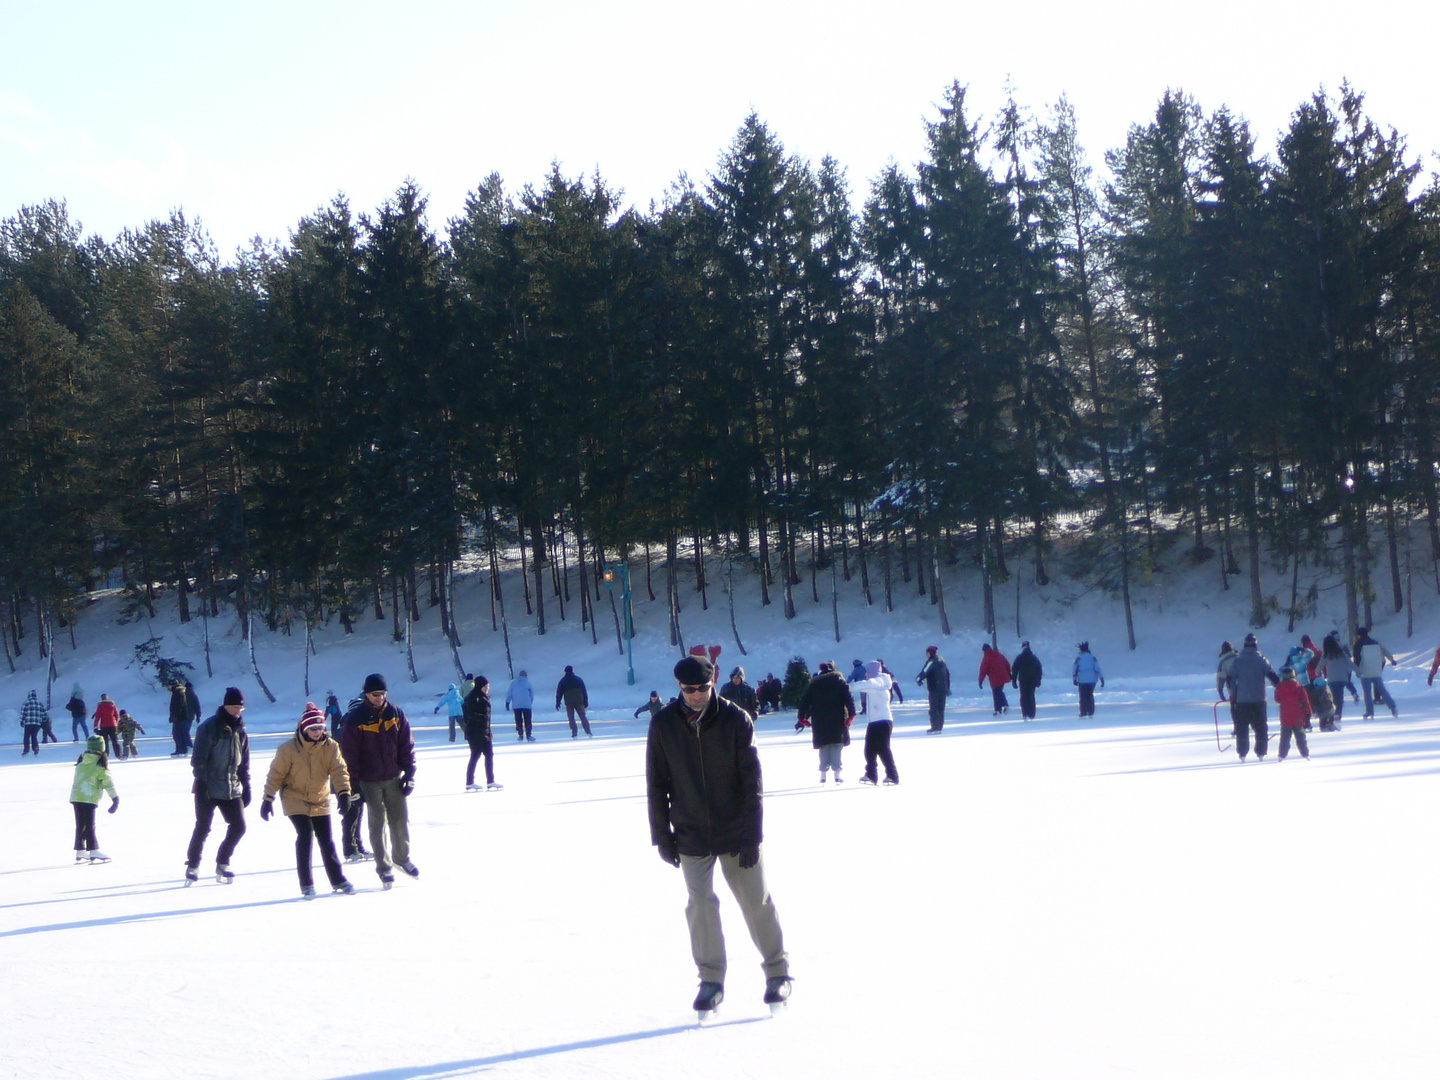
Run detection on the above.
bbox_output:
[505,670,536,742]
[1352,628,1398,719]
[851,661,900,785]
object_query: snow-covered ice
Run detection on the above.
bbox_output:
[3,555,1439,1078]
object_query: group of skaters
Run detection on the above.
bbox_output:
[1215,627,1403,762]
[21,685,154,760]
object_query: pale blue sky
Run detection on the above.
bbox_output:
[2,0,1435,255]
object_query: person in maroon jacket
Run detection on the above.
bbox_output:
[978,644,1012,716]
[339,674,417,889]
[1275,667,1312,761]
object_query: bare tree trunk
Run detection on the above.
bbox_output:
[831,559,841,643]
[882,525,894,612]
[246,612,277,702]
[932,532,951,636]
[727,551,747,656]
[531,522,546,635]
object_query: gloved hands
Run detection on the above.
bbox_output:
[241,786,252,808]
[1100,679,1105,689]
[338,792,354,814]
[794,719,808,733]
[260,798,274,821]
[108,797,119,814]
[737,843,760,870]
[401,779,415,798]
[657,832,680,867]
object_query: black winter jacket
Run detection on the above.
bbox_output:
[463,685,493,744]
[1012,649,1043,689]
[719,679,758,717]
[191,709,250,801]
[647,693,762,857]
[918,656,951,702]
[169,687,189,724]
[555,672,588,709]
[798,671,856,748]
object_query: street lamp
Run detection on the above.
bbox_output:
[604,562,636,686]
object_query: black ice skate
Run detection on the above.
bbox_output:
[693,981,724,1022]
[764,976,793,1015]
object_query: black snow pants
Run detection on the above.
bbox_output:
[1232,701,1269,760]
[1018,682,1038,719]
[862,720,898,783]
[289,813,346,890]
[186,793,246,868]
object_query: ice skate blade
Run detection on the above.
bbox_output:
[696,1008,720,1025]
[769,1001,788,1016]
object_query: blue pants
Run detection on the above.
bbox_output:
[1361,677,1396,717]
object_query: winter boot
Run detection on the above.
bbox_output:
[216,864,235,884]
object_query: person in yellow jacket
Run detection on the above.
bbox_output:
[70,735,119,862]
[261,703,356,898]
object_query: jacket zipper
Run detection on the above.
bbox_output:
[694,705,712,850]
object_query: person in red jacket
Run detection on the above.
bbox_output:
[1274,667,1312,761]
[978,644,1012,716]
[92,694,122,759]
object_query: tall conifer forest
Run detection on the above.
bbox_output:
[3,83,1439,667]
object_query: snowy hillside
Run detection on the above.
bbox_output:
[3,544,1439,1079]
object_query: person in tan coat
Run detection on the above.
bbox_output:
[261,702,356,898]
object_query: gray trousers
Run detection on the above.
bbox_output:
[357,777,409,873]
[818,743,843,775]
[680,850,789,984]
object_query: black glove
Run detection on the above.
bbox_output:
[259,798,274,821]
[657,832,680,867]
[241,786,252,808]
[401,779,415,797]
[737,843,760,869]
[794,720,805,733]
[338,792,353,814]
[108,797,119,814]
[1100,679,1105,689]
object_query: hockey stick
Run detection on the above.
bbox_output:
[1213,701,1233,753]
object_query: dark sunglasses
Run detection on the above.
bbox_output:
[680,683,713,694]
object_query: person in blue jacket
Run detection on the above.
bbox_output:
[435,683,465,742]
[506,670,536,742]
[1072,642,1104,717]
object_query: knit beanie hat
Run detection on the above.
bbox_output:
[223,687,245,707]
[926,645,938,655]
[363,673,387,694]
[299,702,325,732]
[674,654,715,685]
[86,735,104,753]
[473,675,489,689]
[1243,633,1257,647]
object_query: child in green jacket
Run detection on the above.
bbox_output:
[70,736,119,862]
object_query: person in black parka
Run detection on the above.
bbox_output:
[797,661,857,783]
[719,666,759,717]
[647,653,791,1015]
[917,646,951,732]
[462,676,500,790]
[1011,641,1043,720]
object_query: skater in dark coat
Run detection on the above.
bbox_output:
[185,687,251,883]
[66,684,88,742]
[796,661,856,782]
[339,674,418,887]
[978,644,1012,715]
[169,682,192,756]
[917,646,951,733]
[20,690,47,756]
[720,667,759,717]
[848,659,869,716]
[634,691,665,720]
[1229,634,1279,761]
[324,693,344,738]
[462,677,501,791]
[879,660,903,704]
[646,653,791,1017]
[757,675,783,714]
[555,666,591,737]
[1011,642,1043,720]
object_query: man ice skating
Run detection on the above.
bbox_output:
[851,661,900,785]
[555,665,591,737]
[719,666,759,717]
[505,670,535,741]
[1011,642,1042,720]
[462,676,501,791]
[435,682,465,742]
[185,687,251,884]
[20,690,47,756]
[1229,634,1280,761]
[917,646,950,732]
[169,681,192,756]
[340,674,418,888]
[978,643,1012,715]
[1072,642,1104,717]
[1352,627,1398,719]
[646,653,792,1020]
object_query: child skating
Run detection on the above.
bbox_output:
[70,735,119,862]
